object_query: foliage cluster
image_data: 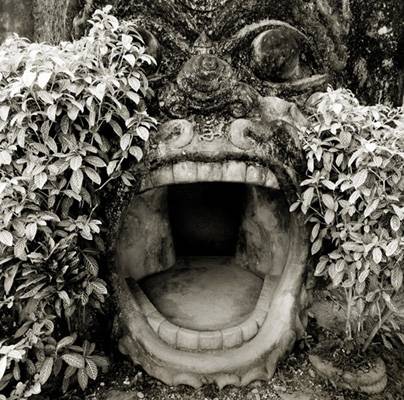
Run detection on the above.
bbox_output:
[293,88,404,351]
[0,6,155,398]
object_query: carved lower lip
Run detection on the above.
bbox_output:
[141,161,280,192]
[116,209,308,388]
[127,273,278,351]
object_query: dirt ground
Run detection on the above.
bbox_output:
[49,328,404,400]
[35,292,404,400]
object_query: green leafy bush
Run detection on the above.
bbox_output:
[292,88,404,351]
[0,6,155,398]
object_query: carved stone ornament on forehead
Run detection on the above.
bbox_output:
[111,1,335,389]
[156,22,326,119]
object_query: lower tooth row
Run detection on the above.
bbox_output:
[136,278,275,351]
[141,161,280,191]
[146,308,265,351]
[131,274,275,351]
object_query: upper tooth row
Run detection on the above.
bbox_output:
[141,161,280,191]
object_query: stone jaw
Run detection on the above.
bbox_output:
[116,209,308,388]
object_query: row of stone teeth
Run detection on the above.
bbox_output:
[132,277,277,352]
[119,332,273,389]
[140,161,280,191]
[154,365,270,389]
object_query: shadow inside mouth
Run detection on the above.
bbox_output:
[167,182,247,256]
[139,182,262,331]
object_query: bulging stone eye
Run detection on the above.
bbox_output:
[251,28,301,82]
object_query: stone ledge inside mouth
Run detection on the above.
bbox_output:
[127,262,279,351]
[141,257,263,331]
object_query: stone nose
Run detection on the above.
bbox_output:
[176,54,234,101]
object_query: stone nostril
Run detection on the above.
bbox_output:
[229,119,257,150]
[200,56,219,72]
[158,120,194,149]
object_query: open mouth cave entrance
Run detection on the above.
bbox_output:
[118,179,290,333]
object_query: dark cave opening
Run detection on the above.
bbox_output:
[167,182,247,256]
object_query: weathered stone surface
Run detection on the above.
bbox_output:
[5,0,401,390]
[237,187,290,277]
[308,298,347,334]
[2,1,401,103]
[346,0,404,105]
[309,354,387,394]
[33,0,82,43]
[116,187,175,281]
[114,0,402,105]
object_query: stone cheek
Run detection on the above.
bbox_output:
[116,188,175,282]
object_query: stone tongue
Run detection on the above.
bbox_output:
[139,256,263,331]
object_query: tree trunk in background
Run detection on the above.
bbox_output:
[0,0,82,44]
[344,0,404,106]
[0,0,403,105]
[33,0,81,43]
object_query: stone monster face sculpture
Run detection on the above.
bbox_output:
[112,0,346,388]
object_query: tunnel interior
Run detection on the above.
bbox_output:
[167,182,247,256]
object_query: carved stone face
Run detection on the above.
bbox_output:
[112,0,346,388]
